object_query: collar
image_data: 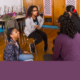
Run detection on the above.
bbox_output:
[9,39,16,44]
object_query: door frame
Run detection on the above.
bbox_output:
[53,0,66,25]
[43,0,54,25]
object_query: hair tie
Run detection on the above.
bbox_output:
[73,9,77,13]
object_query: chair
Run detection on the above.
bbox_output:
[23,34,38,57]
[22,12,44,57]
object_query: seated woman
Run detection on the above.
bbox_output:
[43,13,80,61]
[4,28,34,61]
[24,5,48,54]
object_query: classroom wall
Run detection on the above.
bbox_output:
[77,0,80,17]
[0,0,80,25]
[0,0,22,15]
[23,0,80,25]
[23,0,43,12]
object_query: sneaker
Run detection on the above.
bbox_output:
[43,44,48,52]
[29,44,35,54]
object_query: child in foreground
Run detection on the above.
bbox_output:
[4,28,34,61]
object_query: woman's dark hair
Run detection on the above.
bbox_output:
[58,12,77,38]
[25,5,39,19]
[66,5,80,20]
[7,28,15,42]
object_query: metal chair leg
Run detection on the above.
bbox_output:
[4,32,8,44]
[19,37,20,43]
[24,36,26,42]
[22,38,24,44]
[20,22,23,32]
[24,38,28,51]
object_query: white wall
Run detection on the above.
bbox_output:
[0,0,22,15]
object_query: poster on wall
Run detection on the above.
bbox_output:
[66,0,76,8]
[43,0,52,16]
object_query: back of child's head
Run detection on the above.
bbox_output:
[66,5,80,20]
[58,12,77,38]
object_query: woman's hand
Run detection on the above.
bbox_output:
[34,25,38,28]
[37,27,41,30]
[34,25,41,29]
[23,51,30,54]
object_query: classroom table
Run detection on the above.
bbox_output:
[0,14,26,29]
[0,14,25,22]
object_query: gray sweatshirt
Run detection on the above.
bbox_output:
[24,16,44,36]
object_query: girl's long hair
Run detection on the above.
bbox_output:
[25,5,40,19]
[58,12,77,38]
[7,28,15,42]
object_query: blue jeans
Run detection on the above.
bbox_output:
[79,33,80,36]
[18,54,34,61]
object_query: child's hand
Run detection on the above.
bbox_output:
[34,25,38,28]
[24,51,30,54]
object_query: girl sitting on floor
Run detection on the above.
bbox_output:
[4,28,34,61]
[24,5,48,54]
[43,13,80,61]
